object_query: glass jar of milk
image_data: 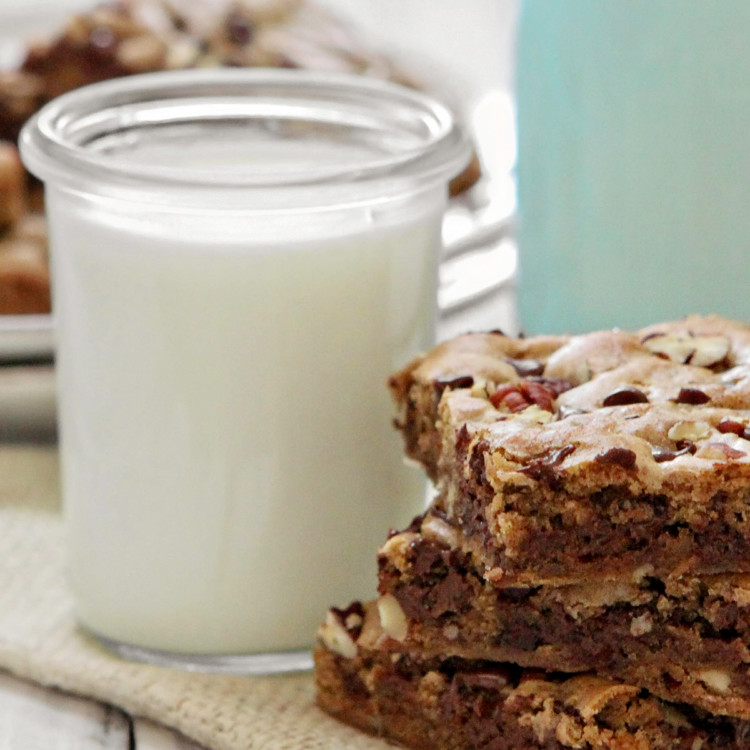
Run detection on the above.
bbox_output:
[20,69,469,672]
[515,0,750,335]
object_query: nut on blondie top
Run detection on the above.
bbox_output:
[375,509,750,718]
[315,600,750,750]
[388,315,750,584]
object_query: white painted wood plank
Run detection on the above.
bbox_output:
[132,718,205,750]
[0,671,130,749]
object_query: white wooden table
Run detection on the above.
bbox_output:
[0,671,203,750]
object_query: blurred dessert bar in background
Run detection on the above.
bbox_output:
[0,0,481,315]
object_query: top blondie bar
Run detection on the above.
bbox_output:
[389,315,750,586]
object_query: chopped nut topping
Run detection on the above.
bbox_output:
[667,421,711,443]
[443,623,459,640]
[377,594,409,642]
[116,34,167,70]
[420,514,461,550]
[317,610,358,659]
[643,333,730,368]
[490,380,561,413]
[695,668,731,695]
[506,404,555,424]
[378,532,418,571]
[629,612,653,636]
[490,384,530,412]
[469,380,491,399]
[689,336,732,368]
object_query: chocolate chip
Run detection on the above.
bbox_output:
[393,543,474,620]
[602,386,649,407]
[519,445,576,489]
[674,387,711,405]
[330,601,365,639]
[652,447,675,462]
[652,443,696,462]
[653,447,686,462]
[675,440,698,454]
[469,440,490,486]
[434,375,474,394]
[595,447,637,470]
[431,568,475,617]
[505,357,544,377]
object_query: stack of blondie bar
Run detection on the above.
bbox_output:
[315,315,750,748]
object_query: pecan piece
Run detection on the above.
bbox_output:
[489,379,560,413]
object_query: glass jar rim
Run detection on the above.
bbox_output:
[20,68,471,201]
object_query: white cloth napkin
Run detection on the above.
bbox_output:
[0,445,385,750]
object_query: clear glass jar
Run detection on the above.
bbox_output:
[21,68,469,673]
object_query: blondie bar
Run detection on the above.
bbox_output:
[376,509,750,717]
[315,601,750,749]
[389,316,750,585]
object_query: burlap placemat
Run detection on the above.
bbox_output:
[0,445,387,750]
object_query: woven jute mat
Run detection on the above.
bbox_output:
[0,445,386,750]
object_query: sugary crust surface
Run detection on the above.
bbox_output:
[389,316,750,582]
[315,601,750,749]
[376,511,750,718]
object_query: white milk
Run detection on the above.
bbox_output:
[47,182,441,654]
